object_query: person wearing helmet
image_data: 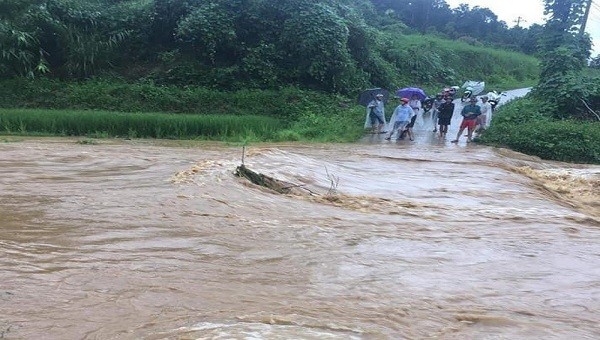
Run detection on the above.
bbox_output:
[385,97,414,141]
[451,96,481,143]
[367,93,386,134]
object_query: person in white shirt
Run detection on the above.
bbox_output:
[408,95,422,118]
[475,95,492,135]
[405,94,421,141]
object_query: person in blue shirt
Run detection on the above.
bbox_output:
[385,97,414,141]
[451,96,481,143]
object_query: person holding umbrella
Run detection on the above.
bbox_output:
[396,87,427,139]
[366,93,387,134]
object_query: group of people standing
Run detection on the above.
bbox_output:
[366,92,493,143]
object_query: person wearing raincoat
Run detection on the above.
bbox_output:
[364,93,387,134]
[403,95,421,140]
[385,97,414,141]
[475,95,492,135]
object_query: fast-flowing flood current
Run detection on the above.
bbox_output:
[1,91,599,339]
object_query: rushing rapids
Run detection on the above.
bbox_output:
[1,89,599,339]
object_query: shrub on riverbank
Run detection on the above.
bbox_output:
[479,97,600,164]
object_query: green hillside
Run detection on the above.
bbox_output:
[1,0,539,94]
[0,33,539,113]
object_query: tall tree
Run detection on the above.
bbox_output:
[535,0,594,119]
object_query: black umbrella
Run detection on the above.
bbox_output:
[358,88,389,106]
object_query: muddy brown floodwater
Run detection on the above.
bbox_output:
[1,94,599,339]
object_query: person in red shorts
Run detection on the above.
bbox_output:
[451,96,481,143]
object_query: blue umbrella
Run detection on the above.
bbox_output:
[396,87,427,101]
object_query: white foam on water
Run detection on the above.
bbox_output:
[172,321,363,340]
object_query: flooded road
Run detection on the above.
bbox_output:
[1,91,599,339]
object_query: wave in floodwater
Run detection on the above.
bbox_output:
[155,320,362,340]
[511,166,600,220]
[0,137,599,340]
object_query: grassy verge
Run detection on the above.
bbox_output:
[0,109,284,141]
[0,105,366,142]
[0,80,370,142]
[478,97,600,164]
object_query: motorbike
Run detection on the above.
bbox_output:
[486,91,507,111]
[461,86,474,102]
[460,81,485,102]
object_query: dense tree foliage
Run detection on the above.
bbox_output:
[533,0,598,121]
[369,0,544,55]
[0,0,541,95]
[0,0,380,92]
[0,0,49,77]
[590,55,600,68]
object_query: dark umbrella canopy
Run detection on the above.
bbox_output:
[396,87,427,101]
[358,88,389,106]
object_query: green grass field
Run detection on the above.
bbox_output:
[0,108,285,141]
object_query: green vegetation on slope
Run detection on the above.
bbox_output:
[0,0,539,96]
[0,30,540,111]
[479,97,600,164]
[477,0,599,165]
[378,33,539,92]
